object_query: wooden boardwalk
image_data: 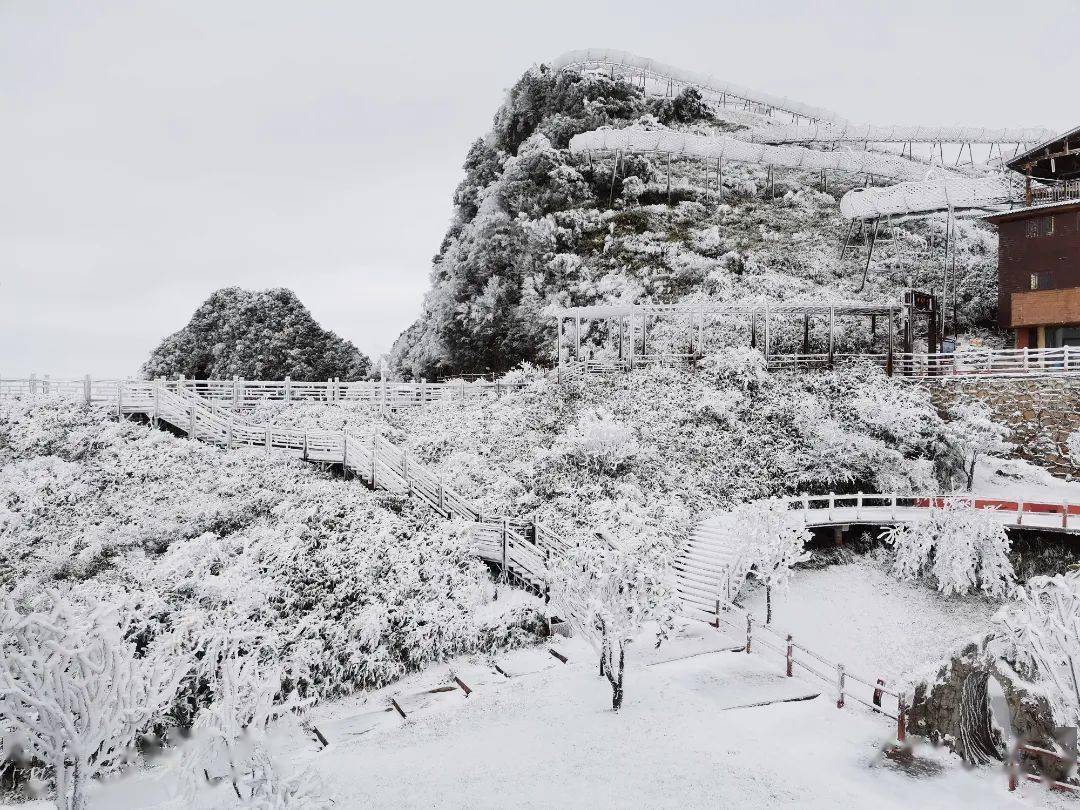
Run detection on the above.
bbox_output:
[0,375,527,410]
[678,493,1080,623]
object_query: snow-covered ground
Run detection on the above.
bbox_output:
[35,562,1066,810]
[741,560,996,687]
[973,455,1080,503]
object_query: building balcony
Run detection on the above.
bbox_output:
[1028,178,1080,206]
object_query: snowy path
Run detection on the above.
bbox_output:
[78,623,1046,809]
[740,561,997,687]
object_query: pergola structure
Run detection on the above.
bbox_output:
[553,301,906,376]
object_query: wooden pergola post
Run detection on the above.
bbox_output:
[886,312,895,377]
[697,306,705,357]
[557,317,564,380]
[828,307,836,368]
[764,304,771,360]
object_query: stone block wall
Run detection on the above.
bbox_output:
[925,377,1080,478]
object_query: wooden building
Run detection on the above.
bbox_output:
[987,124,1080,348]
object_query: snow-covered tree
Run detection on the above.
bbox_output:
[177,619,322,808]
[880,499,1015,598]
[0,592,189,810]
[1068,430,1080,467]
[942,401,1012,490]
[995,572,1080,727]
[732,498,811,624]
[142,287,371,381]
[550,532,676,711]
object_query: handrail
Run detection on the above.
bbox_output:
[0,375,528,408]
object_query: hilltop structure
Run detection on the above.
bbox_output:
[987,124,1080,349]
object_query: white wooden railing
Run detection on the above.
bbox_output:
[894,346,1080,379]
[678,491,1080,624]
[568,346,1080,380]
[0,374,528,409]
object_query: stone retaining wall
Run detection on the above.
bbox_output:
[925,378,1080,478]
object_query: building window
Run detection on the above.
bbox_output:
[1025,217,1055,238]
[1030,271,1053,290]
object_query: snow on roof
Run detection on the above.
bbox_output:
[550,301,901,319]
[839,176,1016,220]
[984,197,1080,223]
[1007,123,1080,173]
[549,48,845,125]
[569,127,943,183]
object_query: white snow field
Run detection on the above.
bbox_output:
[25,564,1065,810]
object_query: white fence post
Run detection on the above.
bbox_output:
[371,433,377,488]
[83,374,91,404]
[284,376,291,404]
[837,664,846,709]
[745,614,753,654]
[189,404,196,438]
[786,635,793,677]
[29,373,37,395]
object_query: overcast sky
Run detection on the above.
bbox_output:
[2,0,1076,376]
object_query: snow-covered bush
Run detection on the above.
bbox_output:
[880,499,1015,598]
[0,398,543,707]
[995,571,1080,727]
[1068,429,1080,466]
[545,408,641,474]
[0,592,189,810]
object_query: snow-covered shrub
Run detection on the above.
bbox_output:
[697,348,770,392]
[1068,430,1080,466]
[995,571,1080,727]
[0,592,189,810]
[545,408,641,474]
[0,399,542,706]
[880,499,1015,598]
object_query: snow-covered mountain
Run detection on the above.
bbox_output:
[389,63,999,379]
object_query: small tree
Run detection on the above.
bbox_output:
[0,592,189,810]
[733,499,811,624]
[881,498,1015,598]
[179,620,315,805]
[944,402,1012,490]
[995,572,1080,727]
[550,533,676,711]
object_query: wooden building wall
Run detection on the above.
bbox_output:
[996,204,1080,328]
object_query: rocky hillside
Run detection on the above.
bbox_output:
[390,64,999,379]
